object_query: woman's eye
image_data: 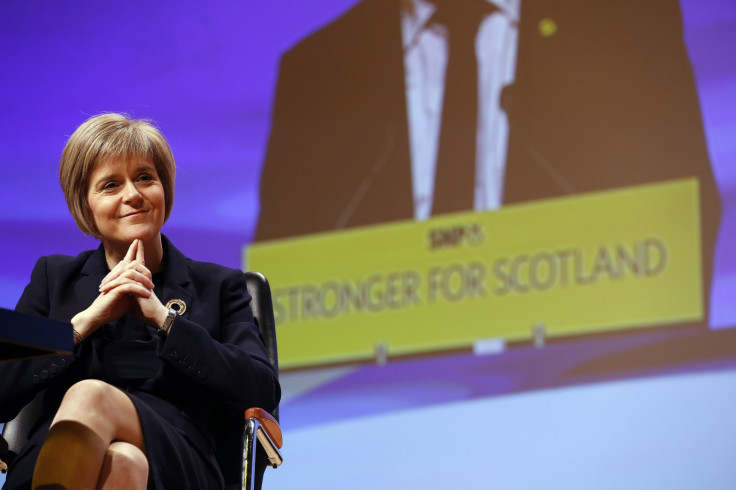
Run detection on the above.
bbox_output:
[138,173,154,182]
[102,181,118,191]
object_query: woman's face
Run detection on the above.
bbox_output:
[87,156,166,247]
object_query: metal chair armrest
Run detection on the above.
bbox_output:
[242,407,283,490]
[244,407,282,449]
[254,423,283,468]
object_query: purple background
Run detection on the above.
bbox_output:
[681,0,736,326]
[1,0,734,324]
[0,0,361,306]
[0,0,733,326]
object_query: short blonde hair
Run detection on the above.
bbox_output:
[59,113,176,238]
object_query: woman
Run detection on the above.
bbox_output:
[0,113,280,489]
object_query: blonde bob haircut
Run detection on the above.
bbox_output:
[59,113,176,238]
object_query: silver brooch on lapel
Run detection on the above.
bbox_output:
[165,298,187,315]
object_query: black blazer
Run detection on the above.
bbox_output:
[0,236,280,482]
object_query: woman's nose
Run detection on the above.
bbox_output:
[123,181,143,203]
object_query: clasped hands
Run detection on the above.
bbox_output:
[71,239,169,341]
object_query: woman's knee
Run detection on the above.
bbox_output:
[99,442,149,489]
[54,380,139,436]
[51,379,144,451]
[56,380,126,421]
[61,379,115,410]
[62,379,115,406]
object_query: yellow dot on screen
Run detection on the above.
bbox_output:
[539,18,558,37]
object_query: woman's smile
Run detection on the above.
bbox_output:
[87,156,165,249]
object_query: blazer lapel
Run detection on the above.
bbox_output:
[159,236,193,321]
[74,244,109,318]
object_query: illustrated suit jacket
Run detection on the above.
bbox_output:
[256,0,720,320]
[0,236,280,486]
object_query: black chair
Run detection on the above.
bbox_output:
[234,271,284,490]
[0,271,283,490]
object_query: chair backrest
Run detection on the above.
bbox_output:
[1,387,45,463]
[243,271,280,409]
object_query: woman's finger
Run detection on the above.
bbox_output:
[100,240,138,288]
[100,260,125,287]
[99,272,153,293]
[100,269,154,293]
[100,279,153,299]
[133,240,152,281]
[125,239,138,263]
[84,281,151,328]
[131,284,166,327]
[123,259,152,282]
[136,239,145,266]
[118,282,153,299]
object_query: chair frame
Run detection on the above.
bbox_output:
[241,271,283,490]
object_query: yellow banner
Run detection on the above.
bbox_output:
[245,179,702,369]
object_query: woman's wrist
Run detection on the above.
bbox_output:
[72,329,85,345]
[71,311,93,344]
[158,305,176,335]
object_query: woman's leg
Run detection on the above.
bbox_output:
[97,442,148,490]
[32,379,147,490]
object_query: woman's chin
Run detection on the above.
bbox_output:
[104,229,161,247]
[133,232,162,245]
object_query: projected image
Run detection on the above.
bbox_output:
[257,0,719,241]
[247,0,725,368]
